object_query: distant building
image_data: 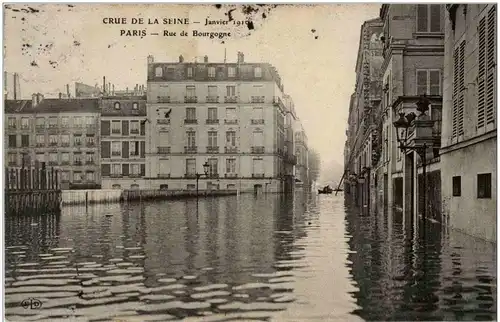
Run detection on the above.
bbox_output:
[99,96,147,189]
[442,4,496,242]
[144,52,296,193]
[5,94,101,189]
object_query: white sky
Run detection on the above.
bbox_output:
[4,3,380,166]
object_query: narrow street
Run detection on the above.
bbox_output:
[5,193,496,321]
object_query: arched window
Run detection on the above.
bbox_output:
[114,102,121,110]
[132,102,138,110]
[155,67,163,77]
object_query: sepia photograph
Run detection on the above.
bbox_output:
[2,2,497,321]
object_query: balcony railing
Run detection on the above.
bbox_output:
[157,96,171,103]
[61,143,70,147]
[49,142,58,146]
[206,119,219,125]
[158,146,171,154]
[184,119,198,124]
[184,146,197,153]
[206,146,219,153]
[86,142,95,147]
[225,173,238,178]
[61,161,70,165]
[48,124,58,129]
[111,129,121,134]
[74,161,82,166]
[206,96,219,103]
[225,146,238,153]
[251,96,265,103]
[224,119,238,125]
[85,160,94,165]
[8,125,16,130]
[74,142,82,146]
[252,173,265,178]
[35,125,45,130]
[251,146,265,154]
[251,119,265,125]
[184,96,198,103]
[158,173,171,178]
[35,143,45,147]
[224,96,238,103]
[157,119,170,125]
[185,174,197,179]
[111,151,121,156]
[48,161,58,166]
[130,129,140,134]
[109,174,122,178]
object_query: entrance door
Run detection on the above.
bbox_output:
[254,184,263,195]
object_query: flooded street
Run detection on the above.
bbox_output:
[5,193,497,321]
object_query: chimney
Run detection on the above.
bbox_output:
[147,55,154,64]
[37,93,44,103]
[112,84,115,95]
[59,92,62,99]
[204,55,208,63]
[103,76,106,94]
[108,82,111,95]
[32,93,37,107]
[66,84,70,98]
[237,52,245,63]
[126,87,129,93]
[179,55,184,63]
[13,73,18,100]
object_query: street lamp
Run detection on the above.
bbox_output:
[196,161,210,197]
[392,95,435,221]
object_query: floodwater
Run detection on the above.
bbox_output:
[4,193,497,321]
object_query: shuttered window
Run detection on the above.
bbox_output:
[452,40,466,139]
[478,6,496,130]
[417,4,441,33]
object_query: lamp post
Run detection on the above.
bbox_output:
[392,95,435,222]
[196,161,210,198]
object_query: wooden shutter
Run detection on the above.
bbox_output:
[122,164,129,176]
[486,6,496,125]
[101,164,110,176]
[140,121,146,135]
[122,121,129,136]
[140,141,145,158]
[429,5,441,32]
[122,142,129,158]
[140,164,146,176]
[101,141,110,158]
[416,70,428,95]
[458,41,465,136]
[101,120,110,136]
[478,16,487,129]
[417,5,428,32]
[429,71,440,95]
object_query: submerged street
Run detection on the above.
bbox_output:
[5,193,497,321]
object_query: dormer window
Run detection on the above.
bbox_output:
[114,102,121,110]
[155,66,163,77]
[254,67,262,78]
[208,67,216,78]
[132,102,138,110]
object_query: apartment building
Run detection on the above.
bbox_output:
[378,4,445,222]
[100,96,147,189]
[295,122,310,190]
[5,94,101,188]
[145,52,291,193]
[344,18,384,211]
[441,4,496,241]
[283,94,299,194]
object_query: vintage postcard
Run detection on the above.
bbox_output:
[3,3,497,322]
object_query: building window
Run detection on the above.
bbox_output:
[35,134,45,147]
[36,153,45,163]
[226,85,236,96]
[252,107,264,121]
[158,131,170,147]
[416,70,441,96]
[452,41,465,139]
[477,7,496,130]
[35,117,45,129]
[73,117,82,128]
[86,135,95,147]
[85,116,94,127]
[208,108,218,121]
[61,117,69,128]
[226,131,236,146]
[49,153,58,165]
[208,158,218,177]
[8,117,16,129]
[186,107,196,121]
[74,135,82,146]
[208,67,216,78]
[452,176,461,197]
[61,134,70,146]
[417,4,441,33]
[8,135,17,148]
[226,158,236,174]
[208,131,218,147]
[166,67,175,75]
[61,153,70,164]
[208,85,217,98]
[158,159,170,177]
[129,141,139,156]
[130,121,140,134]
[226,108,237,121]
[86,171,95,182]
[111,141,121,156]
[186,158,196,176]
[132,102,138,110]
[187,131,196,147]
[160,184,169,190]
[252,130,264,147]
[187,67,193,78]
[477,173,492,199]
[111,121,121,134]
[61,171,69,182]
[111,164,121,176]
[130,164,141,176]
[252,158,264,176]
[254,67,262,78]
[8,153,17,166]
[228,67,236,78]
[21,135,29,147]
[114,102,121,110]
[186,85,196,97]
[74,153,82,165]
[85,152,94,164]
[155,67,163,77]
[73,171,82,182]
[20,117,30,129]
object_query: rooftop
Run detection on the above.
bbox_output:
[5,98,100,114]
[101,98,147,117]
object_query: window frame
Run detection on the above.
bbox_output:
[416,4,442,33]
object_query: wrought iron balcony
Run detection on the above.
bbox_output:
[184,146,197,153]
[251,146,265,154]
[85,160,95,165]
[251,119,265,125]
[251,96,265,103]
[206,119,219,125]
[225,146,238,153]
[206,146,219,153]
[224,119,238,125]
[49,142,58,146]
[206,96,219,103]
[158,173,171,178]
[184,96,198,103]
[224,96,238,103]
[252,173,265,178]
[184,173,197,179]
[130,129,140,134]
[157,119,170,125]
[184,119,198,124]
[73,161,82,166]
[111,151,121,156]
[35,143,45,147]
[157,146,171,154]
[109,174,122,178]
[157,96,171,103]
[61,143,70,147]
[225,173,238,178]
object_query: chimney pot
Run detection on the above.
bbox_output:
[179,55,184,63]
[147,55,154,64]
[237,52,245,63]
[59,92,62,99]
[204,55,208,63]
